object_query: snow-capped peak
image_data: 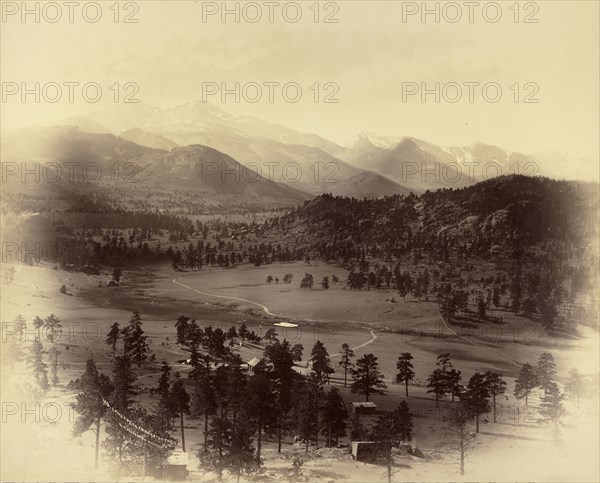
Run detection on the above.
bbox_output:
[345,132,405,149]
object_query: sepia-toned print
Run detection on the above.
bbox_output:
[1,1,598,482]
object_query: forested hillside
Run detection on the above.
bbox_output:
[272,176,597,263]
[265,175,599,333]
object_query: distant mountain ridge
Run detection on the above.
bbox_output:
[0,126,310,210]
[340,132,597,191]
[135,144,310,205]
[340,134,535,192]
[120,128,179,151]
[18,100,595,198]
[52,101,414,198]
[61,100,344,157]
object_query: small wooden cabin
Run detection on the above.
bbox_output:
[350,401,377,415]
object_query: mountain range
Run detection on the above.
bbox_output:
[57,101,410,198]
[1,99,595,210]
[0,126,310,211]
[58,100,594,189]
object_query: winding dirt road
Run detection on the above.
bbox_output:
[172,277,379,353]
[173,277,277,316]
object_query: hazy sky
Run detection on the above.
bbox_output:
[1,1,598,168]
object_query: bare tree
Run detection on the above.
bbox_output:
[446,403,477,476]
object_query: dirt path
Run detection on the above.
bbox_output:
[173,277,277,316]
[172,277,379,355]
[330,329,378,357]
[438,315,522,368]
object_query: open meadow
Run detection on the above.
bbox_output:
[1,260,598,482]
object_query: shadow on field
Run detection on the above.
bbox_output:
[478,431,545,442]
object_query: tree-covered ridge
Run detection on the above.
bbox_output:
[273,175,598,262]
[262,176,598,334]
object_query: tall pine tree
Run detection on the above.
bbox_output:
[72,359,114,469]
[350,354,387,402]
